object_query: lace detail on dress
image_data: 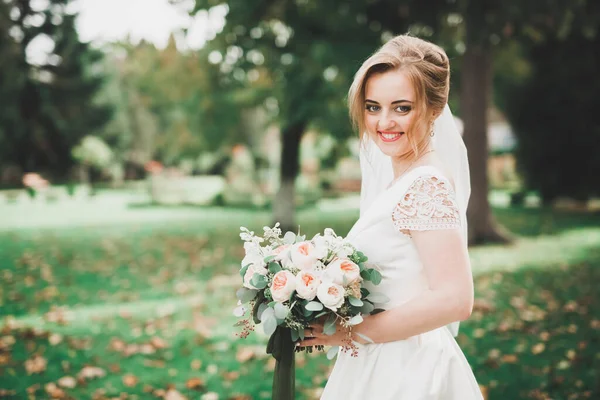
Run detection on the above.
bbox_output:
[391,174,461,237]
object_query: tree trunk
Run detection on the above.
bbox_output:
[272,120,307,233]
[461,0,513,245]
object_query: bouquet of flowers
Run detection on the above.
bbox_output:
[234,223,388,400]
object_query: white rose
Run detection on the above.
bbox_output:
[273,244,293,267]
[242,264,268,290]
[241,251,265,270]
[325,258,361,286]
[295,271,321,301]
[335,243,355,258]
[290,241,319,271]
[316,281,345,311]
[311,235,329,260]
[270,270,297,302]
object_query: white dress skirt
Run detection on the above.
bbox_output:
[320,166,483,400]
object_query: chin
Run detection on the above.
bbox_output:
[375,135,410,158]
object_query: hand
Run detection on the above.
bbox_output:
[296,321,352,348]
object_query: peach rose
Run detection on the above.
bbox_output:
[295,271,321,301]
[325,258,361,286]
[270,270,296,302]
[316,281,345,311]
[290,241,320,271]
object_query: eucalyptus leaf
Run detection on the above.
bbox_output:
[355,332,375,344]
[236,287,258,303]
[268,261,282,274]
[283,231,296,244]
[256,302,268,322]
[305,301,324,311]
[327,346,340,360]
[323,316,337,335]
[348,297,363,307]
[291,328,300,342]
[264,255,276,263]
[315,311,329,319]
[250,273,267,289]
[263,314,277,336]
[360,301,375,314]
[369,269,383,285]
[349,314,363,325]
[274,302,290,319]
[240,263,250,278]
[367,292,391,304]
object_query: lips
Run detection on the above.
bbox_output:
[378,131,404,142]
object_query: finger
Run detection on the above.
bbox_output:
[297,338,322,348]
[303,328,315,339]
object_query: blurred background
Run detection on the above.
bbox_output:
[1,0,599,399]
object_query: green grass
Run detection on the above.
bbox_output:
[0,206,599,399]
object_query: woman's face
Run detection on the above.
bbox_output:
[364,68,422,158]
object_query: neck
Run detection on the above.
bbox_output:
[391,145,434,180]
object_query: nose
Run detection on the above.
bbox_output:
[377,112,396,131]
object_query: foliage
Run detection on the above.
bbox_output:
[503,33,600,202]
[0,1,112,180]
[71,135,113,169]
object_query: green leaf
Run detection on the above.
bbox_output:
[291,328,300,342]
[255,301,268,323]
[327,346,339,360]
[264,255,276,263]
[323,315,337,335]
[360,301,375,314]
[367,292,390,304]
[240,263,251,278]
[283,232,296,244]
[274,302,290,319]
[360,270,371,281]
[268,261,282,274]
[349,314,363,325]
[348,297,363,307]
[355,332,375,344]
[263,314,277,336]
[236,287,258,303]
[250,273,267,289]
[305,301,324,311]
[369,269,382,285]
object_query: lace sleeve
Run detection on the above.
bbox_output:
[391,174,461,237]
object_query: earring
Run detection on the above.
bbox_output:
[430,129,435,137]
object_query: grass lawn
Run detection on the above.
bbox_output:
[0,204,599,399]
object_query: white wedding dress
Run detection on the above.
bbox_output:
[320,165,483,400]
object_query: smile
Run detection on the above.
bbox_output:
[378,131,404,142]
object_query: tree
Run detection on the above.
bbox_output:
[190,0,454,231]
[0,0,112,180]
[503,32,600,203]
[452,0,595,244]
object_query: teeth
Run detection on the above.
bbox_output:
[381,132,400,139]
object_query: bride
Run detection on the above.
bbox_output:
[297,35,484,399]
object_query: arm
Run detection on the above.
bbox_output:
[353,228,474,344]
[300,228,474,347]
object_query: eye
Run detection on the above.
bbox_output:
[365,104,380,112]
[395,105,412,113]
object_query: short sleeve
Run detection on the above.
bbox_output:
[391,174,461,237]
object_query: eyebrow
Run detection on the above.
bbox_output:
[365,99,414,104]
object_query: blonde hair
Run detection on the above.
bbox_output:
[348,34,450,155]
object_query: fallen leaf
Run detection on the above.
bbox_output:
[236,347,256,363]
[150,336,168,349]
[165,389,187,400]
[123,374,139,387]
[24,354,47,374]
[190,359,202,370]
[57,376,77,388]
[185,377,206,390]
[44,383,65,399]
[77,366,106,380]
[501,354,518,363]
[531,343,545,355]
